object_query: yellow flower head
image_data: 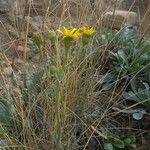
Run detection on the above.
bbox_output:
[57,27,81,39]
[79,26,96,36]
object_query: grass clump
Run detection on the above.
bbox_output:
[0,1,150,148]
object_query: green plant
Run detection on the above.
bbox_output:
[93,128,136,150]
[96,73,117,91]
[0,97,20,133]
[97,28,150,96]
[101,27,150,81]
[110,45,150,79]
[32,26,96,148]
[101,27,138,49]
[103,131,136,150]
[123,79,150,106]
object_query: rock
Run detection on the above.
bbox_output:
[16,45,31,57]
[15,15,48,36]
[11,58,30,74]
[140,4,150,34]
[14,58,29,66]
[102,10,138,29]
[0,0,11,13]
[17,45,30,53]
[1,66,13,76]
[121,0,149,16]
[0,139,8,146]
[31,54,40,63]
[8,28,18,38]
[10,45,32,59]
[8,29,26,40]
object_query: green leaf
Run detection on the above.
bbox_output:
[130,144,136,148]
[92,128,107,139]
[112,138,125,149]
[26,74,35,95]
[128,135,136,143]
[107,131,114,139]
[49,65,63,80]
[25,71,43,96]
[124,136,136,147]
[0,97,19,132]
[102,83,114,91]
[117,49,127,62]
[104,143,114,150]
[0,98,12,127]
[132,112,144,120]
[123,81,150,106]
[124,138,132,146]
[123,91,140,102]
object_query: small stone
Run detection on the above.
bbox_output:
[14,58,30,69]
[102,10,138,29]
[8,30,26,40]
[0,139,7,146]
[15,45,31,58]
[9,45,32,59]
[17,45,30,53]
[8,29,18,38]
[32,54,40,63]
[1,67,13,76]
[0,0,10,13]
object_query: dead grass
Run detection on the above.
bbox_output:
[0,0,150,150]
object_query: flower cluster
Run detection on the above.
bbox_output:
[57,27,81,39]
[33,26,96,50]
[79,26,96,36]
[58,26,96,39]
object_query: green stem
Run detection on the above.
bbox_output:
[63,48,69,70]
[55,80,62,149]
[39,45,44,62]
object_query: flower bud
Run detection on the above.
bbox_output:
[48,30,56,42]
[33,32,43,48]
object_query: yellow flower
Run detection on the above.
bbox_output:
[57,27,81,39]
[79,26,96,36]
